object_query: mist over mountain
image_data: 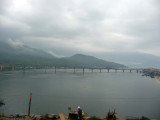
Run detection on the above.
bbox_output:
[0,41,126,68]
[0,41,55,58]
[94,52,160,68]
[69,54,126,68]
[1,40,160,68]
[0,0,160,69]
[1,40,159,68]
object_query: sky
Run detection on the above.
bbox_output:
[0,0,160,57]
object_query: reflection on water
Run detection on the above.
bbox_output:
[0,69,160,118]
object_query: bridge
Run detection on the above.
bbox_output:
[0,64,151,73]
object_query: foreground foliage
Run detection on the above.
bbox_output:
[127,116,150,120]
[88,116,100,120]
[0,100,5,107]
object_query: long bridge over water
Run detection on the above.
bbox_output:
[0,64,151,73]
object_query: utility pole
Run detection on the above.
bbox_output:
[83,67,84,74]
[28,93,32,116]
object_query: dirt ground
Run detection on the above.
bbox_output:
[0,114,157,120]
[0,113,126,120]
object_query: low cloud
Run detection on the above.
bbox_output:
[0,0,160,56]
[7,38,24,48]
[47,51,65,58]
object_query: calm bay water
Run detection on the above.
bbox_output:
[0,69,160,118]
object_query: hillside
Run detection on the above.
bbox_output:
[0,41,55,58]
[94,52,160,68]
[68,54,126,68]
[0,41,126,68]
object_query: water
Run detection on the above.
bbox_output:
[0,69,160,118]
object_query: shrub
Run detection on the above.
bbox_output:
[141,116,150,120]
[88,116,100,120]
[127,116,150,120]
[0,100,5,107]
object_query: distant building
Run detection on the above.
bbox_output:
[151,68,160,72]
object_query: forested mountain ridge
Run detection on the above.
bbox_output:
[0,41,126,68]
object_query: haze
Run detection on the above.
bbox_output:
[0,0,160,67]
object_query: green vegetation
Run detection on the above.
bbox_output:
[0,53,126,69]
[69,54,126,68]
[88,116,101,120]
[141,116,150,120]
[68,106,71,112]
[0,100,5,107]
[150,71,160,77]
[0,41,127,68]
[127,116,150,120]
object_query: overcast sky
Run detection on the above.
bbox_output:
[0,0,160,57]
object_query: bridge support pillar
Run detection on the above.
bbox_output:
[23,65,26,72]
[123,69,124,72]
[137,70,138,73]
[0,65,3,71]
[115,69,117,72]
[55,66,56,73]
[12,66,14,71]
[91,69,93,72]
[64,67,66,72]
[34,65,36,71]
[83,68,84,74]
[74,67,75,73]
[108,69,109,72]
[100,68,101,73]
[45,66,47,72]
[130,70,131,72]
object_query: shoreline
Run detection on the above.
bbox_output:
[154,76,160,82]
[0,113,158,120]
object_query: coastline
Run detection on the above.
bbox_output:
[155,76,160,82]
[0,113,157,120]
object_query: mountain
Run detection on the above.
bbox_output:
[94,52,160,68]
[0,41,58,65]
[0,41,55,58]
[0,41,126,68]
[68,54,126,68]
